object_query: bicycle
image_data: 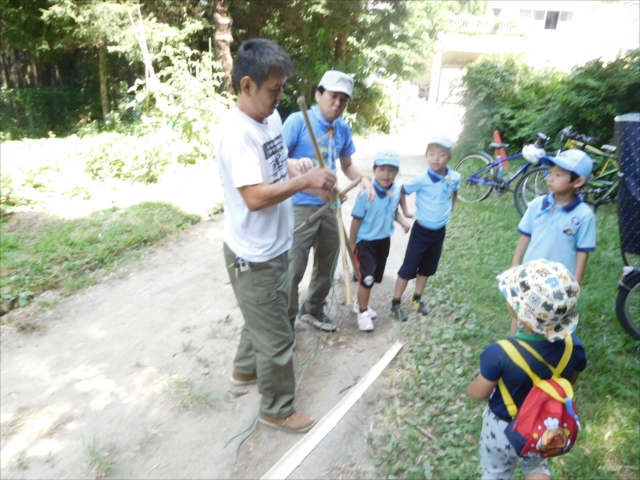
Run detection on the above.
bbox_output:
[617,266,640,340]
[455,132,550,203]
[513,127,619,216]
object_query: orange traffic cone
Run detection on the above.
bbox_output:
[493,130,508,168]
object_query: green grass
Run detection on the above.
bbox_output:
[0,202,200,317]
[377,194,640,479]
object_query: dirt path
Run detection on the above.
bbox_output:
[0,108,464,479]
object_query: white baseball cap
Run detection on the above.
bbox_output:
[318,70,354,98]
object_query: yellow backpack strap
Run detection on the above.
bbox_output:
[537,377,574,402]
[515,340,557,374]
[498,340,542,384]
[556,335,573,374]
[515,336,573,377]
[497,339,542,418]
[498,378,518,418]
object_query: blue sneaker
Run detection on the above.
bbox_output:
[298,304,338,332]
[391,304,409,322]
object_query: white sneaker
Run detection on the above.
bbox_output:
[357,310,374,332]
[352,302,378,318]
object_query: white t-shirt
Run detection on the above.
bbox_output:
[217,106,293,262]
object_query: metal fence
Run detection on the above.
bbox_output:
[0,88,102,139]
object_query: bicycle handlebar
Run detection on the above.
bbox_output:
[533,132,550,148]
[560,126,600,146]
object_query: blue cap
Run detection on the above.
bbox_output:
[427,137,453,157]
[539,149,594,178]
[374,150,400,168]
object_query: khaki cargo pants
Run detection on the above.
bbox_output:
[224,243,295,418]
[287,205,340,328]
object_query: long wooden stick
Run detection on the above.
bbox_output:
[293,176,362,234]
[297,96,330,173]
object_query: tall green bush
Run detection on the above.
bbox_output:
[543,50,640,147]
[457,49,640,157]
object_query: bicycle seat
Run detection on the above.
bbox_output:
[490,142,509,150]
[601,144,616,153]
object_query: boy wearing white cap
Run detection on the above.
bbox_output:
[391,137,461,321]
[349,151,411,331]
[510,149,596,335]
[283,70,374,332]
[468,259,588,479]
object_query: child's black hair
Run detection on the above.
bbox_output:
[232,39,293,94]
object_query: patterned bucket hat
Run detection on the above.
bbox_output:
[497,259,580,342]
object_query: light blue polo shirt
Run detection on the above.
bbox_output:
[518,194,596,274]
[282,105,356,206]
[351,180,401,243]
[402,167,461,230]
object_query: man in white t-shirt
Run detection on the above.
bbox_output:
[217,38,336,433]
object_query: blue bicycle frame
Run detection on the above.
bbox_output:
[469,152,533,187]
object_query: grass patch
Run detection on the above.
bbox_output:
[377,195,639,479]
[162,374,218,409]
[85,437,116,478]
[0,201,200,316]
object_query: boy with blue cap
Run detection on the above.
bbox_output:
[509,149,596,335]
[391,137,461,321]
[349,150,410,331]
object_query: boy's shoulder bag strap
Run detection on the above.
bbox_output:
[496,338,572,418]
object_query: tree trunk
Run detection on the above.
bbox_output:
[28,52,39,88]
[334,1,351,63]
[335,32,348,62]
[0,54,8,89]
[214,0,234,94]
[9,49,22,88]
[247,0,264,39]
[98,44,110,120]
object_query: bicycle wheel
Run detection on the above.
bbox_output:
[455,153,494,203]
[622,250,640,268]
[616,271,640,340]
[514,166,549,216]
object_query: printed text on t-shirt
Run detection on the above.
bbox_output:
[263,134,288,184]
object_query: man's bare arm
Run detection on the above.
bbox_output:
[239,167,336,212]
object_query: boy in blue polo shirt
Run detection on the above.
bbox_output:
[509,149,596,335]
[468,259,587,479]
[391,137,461,321]
[349,150,411,331]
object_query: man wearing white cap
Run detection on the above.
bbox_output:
[283,70,373,332]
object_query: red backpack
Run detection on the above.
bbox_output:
[497,337,581,459]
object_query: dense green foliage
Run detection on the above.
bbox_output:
[457,50,640,157]
[1,0,489,140]
[377,195,639,478]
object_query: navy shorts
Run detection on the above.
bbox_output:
[397,222,446,280]
[355,238,390,289]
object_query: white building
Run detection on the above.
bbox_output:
[421,0,640,104]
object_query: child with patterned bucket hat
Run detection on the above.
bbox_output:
[468,259,588,479]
